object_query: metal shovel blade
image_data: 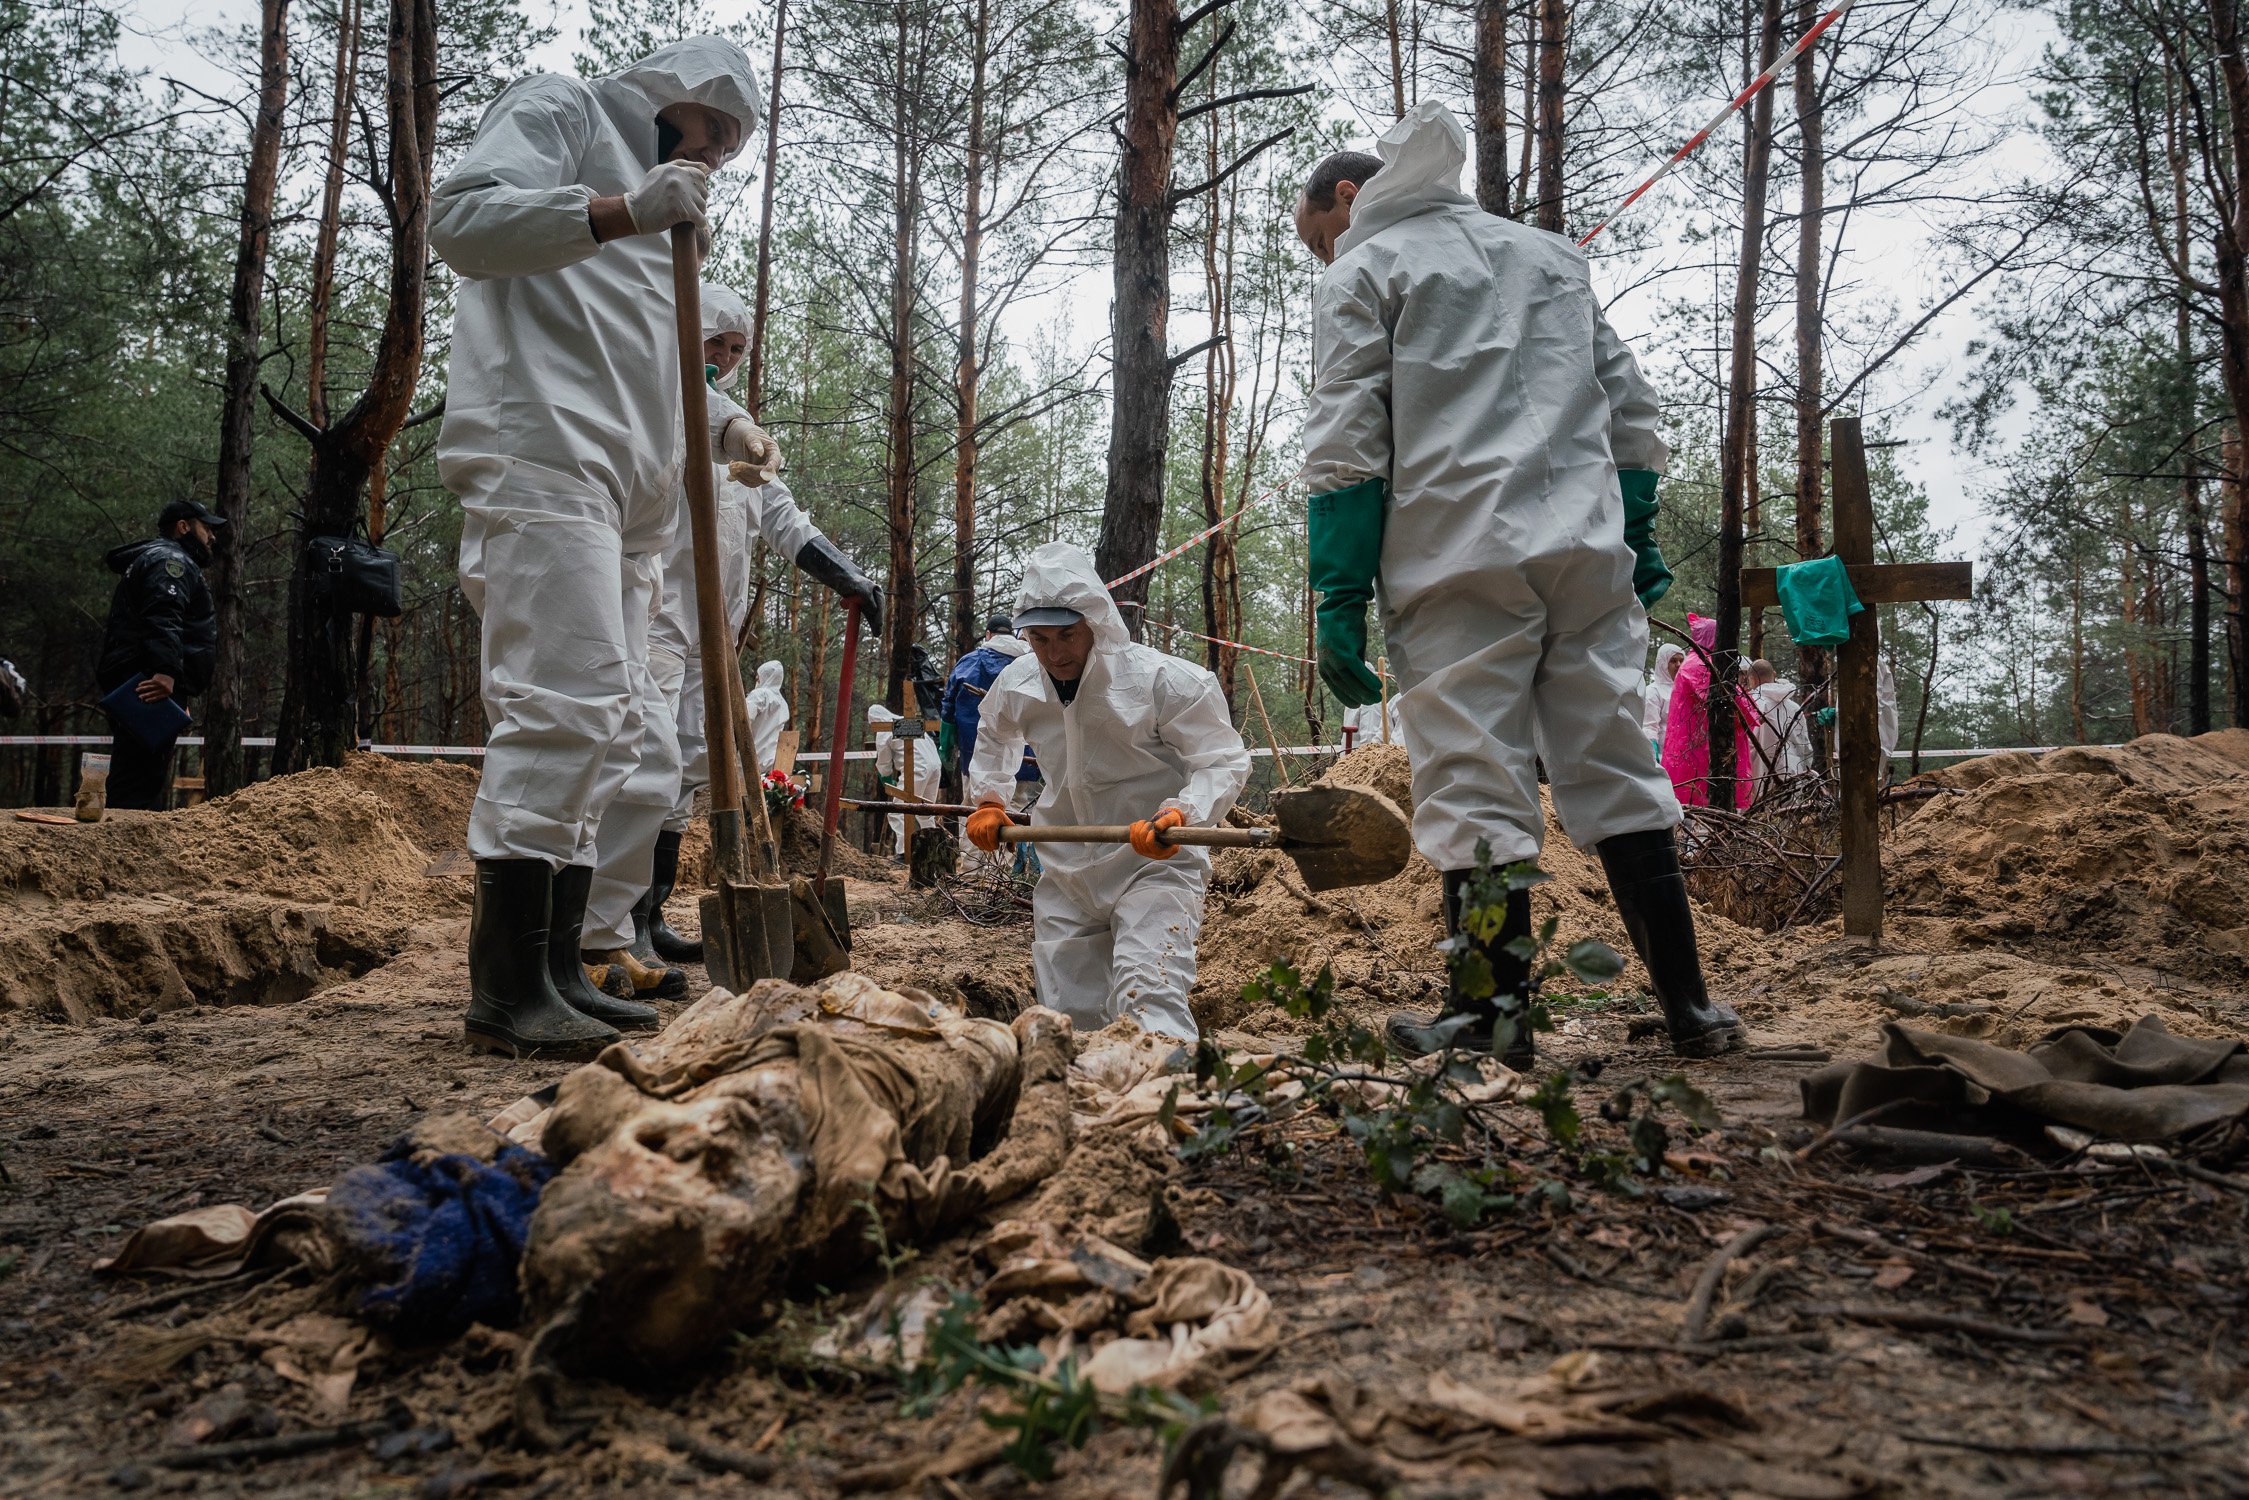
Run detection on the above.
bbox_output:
[702,880,796,992]
[788,876,851,982]
[1272,782,1414,891]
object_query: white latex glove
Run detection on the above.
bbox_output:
[718,418,784,482]
[624,161,711,255]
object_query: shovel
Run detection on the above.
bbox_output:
[806,592,864,968]
[993,782,1413,892]
[671,225,792,991]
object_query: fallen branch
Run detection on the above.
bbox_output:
[1824,1125,2034,1170]
[1897,1429,2229,1458]
[660,1422,777,1480]
[1680,1224,1785,1345]
[1583,1332,1830,1358]
[152,1416,401,1470]
[1797,1302,2084,1345]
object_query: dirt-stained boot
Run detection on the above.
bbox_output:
[581,945,688,1000]
[624,887,659,964]
[465,859,619,1059]
[1385,869,1536,1068]
[547,864,659,1031]
[648,828,703,963]
[1594,828,1746,1058]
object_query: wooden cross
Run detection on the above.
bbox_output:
[1741,417,1973,941]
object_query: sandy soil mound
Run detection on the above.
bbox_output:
[1195,745,1766,1033]
[1886,730,2249,985]
[0,754,475,1021]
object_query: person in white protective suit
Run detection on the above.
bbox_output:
[869,703,942,855]
[745,659,790,773]
[1746,659,1813,800]
[962,543,1250,1042]
[1341,695,1404,750]
[1876,653,1901,771]
[626,283,882,967]
[1643,644,1684,753]
[1293,102,1746,1063]
[433,35,796,1058]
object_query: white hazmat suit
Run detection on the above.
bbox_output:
[1302,103,1679,872]
[745,659,790,775]
[643,288,825,835]
[966,544,1251,1042]
[1749,679,1813,799]
[1342,698,1404,748]
[870,703,941,854]
[1643,644,1683,749]
[434,37,764,874]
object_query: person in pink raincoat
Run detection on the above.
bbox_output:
[1662,615,1758,811]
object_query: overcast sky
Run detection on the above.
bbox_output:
[116,0,2050,556]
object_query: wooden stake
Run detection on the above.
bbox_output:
[1830,418,1882,940]
[1242,664,1292,788]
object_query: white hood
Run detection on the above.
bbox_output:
[1336,101,1475,260]
[868,704,899,726]
[989,634,1030,659]
[754,659,784,692]
[1655,644,1684,679]
[704,281,750,341]
[1014,542,1128,652]
[594,35,764,171]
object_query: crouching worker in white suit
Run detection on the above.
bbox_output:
[962,543,1250,1042]
[434,35,781,1059]
[1293,103,1748,1065]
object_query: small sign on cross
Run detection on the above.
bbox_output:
[1740,417,1973,941]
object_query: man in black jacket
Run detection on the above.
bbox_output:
[98,499,222,810]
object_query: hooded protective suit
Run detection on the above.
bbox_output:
[745,659,790,774]
[1341,697,1403,748]
[435,37,764,870]
[1642,644,1683,750]
[966,544,1250,1041]
[1301,103,1678,871]
[870,703,941,854]
[1750,677,1812,795]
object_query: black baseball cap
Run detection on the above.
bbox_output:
[986,614,1014,634]
[1014,606,1084,630]
[158,498,228,532]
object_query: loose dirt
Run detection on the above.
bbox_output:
[2,738,2245,1498]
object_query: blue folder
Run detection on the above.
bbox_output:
[100,678,191,750]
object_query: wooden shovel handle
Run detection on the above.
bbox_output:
[996,824,1276,849]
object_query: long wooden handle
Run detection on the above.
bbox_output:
[996,824,1276,849]
[815,594,861,893]
[674,231,735,815]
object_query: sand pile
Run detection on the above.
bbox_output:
[1883,730,2249,985]
[0,754,476,1021]
[1196,745,1765,1033]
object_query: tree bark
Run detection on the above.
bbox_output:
[744,0,787,420]
[272,0,437,772]
[1534,0,1564,232]
[883,0,925,708]
[1383,0,1406,118]
[1474,0,1509,214]
[1793,0,1827,769]
[951,0,988,661]
[1094,0,1183,617]
[1198,87,1240,707]
[2200,0,2249,731]
[2226,429,2247,724]
[1711,0,1782,807]
[202,0,292,796]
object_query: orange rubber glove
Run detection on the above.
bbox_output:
[966,800,1010,853]
[1129,807,1187,859]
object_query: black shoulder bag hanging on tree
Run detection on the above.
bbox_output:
[305,531,404,619]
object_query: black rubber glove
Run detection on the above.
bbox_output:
[795,535,884,636]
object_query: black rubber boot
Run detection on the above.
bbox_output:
[548,864,660,1031]
[1595,828,1746,1058]
[1387,868,1536,1067]
[625,886,659,964]
[464,860,619,1059]
[648,828,703,963]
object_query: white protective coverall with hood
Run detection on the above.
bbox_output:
[1302,103,1679,871]
[745,659,790,776]
[1642,644,1684,748]
[434,37,764,873]
[965,543,1251,1042]
[645,283,825,835]
[1749,678,1813,797]
[870,704,941,854]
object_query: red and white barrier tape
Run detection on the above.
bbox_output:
[1147,619,1315,666]
[1576,0,1856,248]
[1105,483,1285,591]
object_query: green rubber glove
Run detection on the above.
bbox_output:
[937,719,958,766]
[1619,469,1672,608]
[1815,706,1837,727]
[1308,478,1387,708]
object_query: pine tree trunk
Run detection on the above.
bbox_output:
[1094,0,1182,617]
[2200,0,2249,730]
[1534,0,1564,231]
[2225,430,2247,724]
[1793,0,1828,771]
[744,0,787,419]
[883,0,922,708]
[1473,0,1509,214]
[203,0,292,796]
[1383,0,1406,118]
[273,0,438,773]
[1198,95,1240,707]
[1710,0,1782,808]
[952,0,988,661]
